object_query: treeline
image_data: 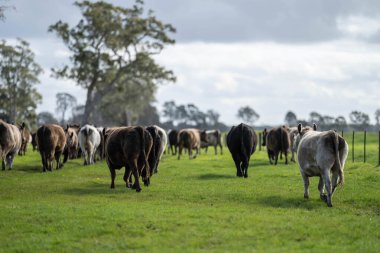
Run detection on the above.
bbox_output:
[284,110,380,131]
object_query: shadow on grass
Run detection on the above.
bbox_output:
[197,173,235,180]
[61,182,136,195]
[257,195,320,210]
[15,163,42,173]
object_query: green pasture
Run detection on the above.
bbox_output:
[0,132,379,253]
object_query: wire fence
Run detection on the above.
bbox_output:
[255,130,380,166]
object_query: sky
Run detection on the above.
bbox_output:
[2,0,380,125]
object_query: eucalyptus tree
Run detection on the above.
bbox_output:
[0,39,42,125]
[49,0,176,125]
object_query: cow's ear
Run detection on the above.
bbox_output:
[298,124,302,133]
[70,132,74,138]
[66,124,69,130]
[313,123,317,131]
[21,122,25,128]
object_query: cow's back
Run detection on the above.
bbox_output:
[267,127,290,152]
[105,127,142,169]
[37,124,66,154]
[0,121,22,157]
[227,123,255,157]
[178,128,201,149]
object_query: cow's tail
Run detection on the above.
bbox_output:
[333,132,344,186]
[240,124,248,164]
[136,126,150,179]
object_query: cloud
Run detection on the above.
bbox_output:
[155,40,380,125]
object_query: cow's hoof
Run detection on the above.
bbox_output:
[320,194,328,203]
[327,203,333,208]
[304,194,309,199]
[136,188,141,192]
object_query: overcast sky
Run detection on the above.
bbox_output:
[2,0,380,125]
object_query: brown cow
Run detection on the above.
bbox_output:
[36,124,68,172]
[104,126,153,192]
[17,122,31,156]
[262,126,290,165]
[177,128,202,160]
[0,120,22,170]
[65,125,79,159]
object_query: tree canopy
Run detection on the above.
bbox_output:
[48,0,176,125]
[237,106,259,125]
[0,39,42,126]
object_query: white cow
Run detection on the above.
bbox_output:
[295,124,348,207]
[78,124,101,165]
[201,129,223,155]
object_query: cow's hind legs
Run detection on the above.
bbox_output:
[109,168,116,189]
[129,160,141,192]
[301,174,310,199]
[232,154,243,177]
[123,166,132,188]
[318,176,327,203]
[322,170,333,207]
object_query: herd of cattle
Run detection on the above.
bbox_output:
[0,119,348,207]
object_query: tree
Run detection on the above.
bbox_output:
[0,1,14,21]
[206,109,220,126]
[349,111,370,125]
[309,111,324,125]
[49,1,176,125]
[237,106,259,125]
[37,112,58,125]
[335,116,347,127]
[322,115,335,125]
[375,109,380,126]
[0,39,42,125]
[55,92,77,124]
[162,101,177,122]
[284,111,297,126]
[136,104,160,126]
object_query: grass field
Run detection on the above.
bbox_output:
[0,132,379,253]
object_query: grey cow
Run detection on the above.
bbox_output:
[295,124,348,207]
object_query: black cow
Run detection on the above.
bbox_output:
[226,123,257,178]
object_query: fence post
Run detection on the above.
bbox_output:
[259,132,262,151]
[341,130,344,138]
[364,130,366,163]
[378,131,380,166]
[352,131,355,163]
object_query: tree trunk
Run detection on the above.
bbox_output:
[81,86,95,125]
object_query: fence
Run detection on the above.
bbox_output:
[255,130,380,166]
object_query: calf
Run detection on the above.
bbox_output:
[177,128,202,160]
[78,124,101,165]
[226,123,257,178]
[0,120,22,170]
[167,129,178,155]
[201,129,223,155]
[105,126,153,192]
[262,126,290,165]
[36,124,68,172]
[295,124,348,207]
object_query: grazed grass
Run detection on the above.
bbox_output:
[0,136,379,253]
